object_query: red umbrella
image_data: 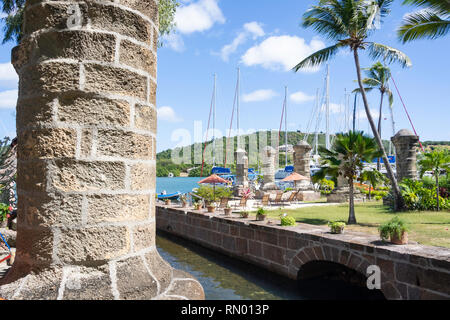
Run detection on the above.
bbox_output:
[198,174,231,202]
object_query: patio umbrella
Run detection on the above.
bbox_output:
[198,174,231,202]
[282,172,310,189]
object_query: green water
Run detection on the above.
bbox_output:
[156,232,304,300]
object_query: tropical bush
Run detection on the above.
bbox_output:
[317,179,335,195]
[194,185,233,203]
[280,214,296,227]
[379,216,409,241]
[392,179,450,211]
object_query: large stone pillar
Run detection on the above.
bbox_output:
[235,149,248,188]
[0,0,203,300]
[391,129,419,182]
[261,146,278,191]
[293,141,312,178]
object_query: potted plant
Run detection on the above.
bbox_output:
[179,194,188,208]
[164,199,171,206]
[328,221,346,234]
[224,205,232,216]
[379,216,409,245]
[207,203,216,213]
[256,207,267,221]
[240,211,249,219]
[194,200,203,211]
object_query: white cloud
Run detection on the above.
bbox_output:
[241,36,325,72]
[220,21,265,62]
[175,0,225,34]
[158,106,183,123]
[0,63,18,81]
[163,33,185,52]
[243,22,265,39]
[0,90,18,109]
[290,91,315,104]
[356,108,387,120]
[242,89,277,102]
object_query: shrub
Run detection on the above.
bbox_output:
[256,207,266,216]
[328,221,346,233]
[280,214,296,227]
[378,216,409,241]
[317,179,335,195]
[396,179,450,211]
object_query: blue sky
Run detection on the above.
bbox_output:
[0,0,449,152]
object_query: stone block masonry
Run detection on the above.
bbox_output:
[157,205,450,300]
[0,0,204,300]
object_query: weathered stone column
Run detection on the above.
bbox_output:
[391,129,419,182]
[0,0,203,300]
[261,146,278,191]
[235,149,248,188]
[293,141,311,178]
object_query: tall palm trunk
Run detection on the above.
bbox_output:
[377,92,384,171]
[436,173,440,211]
[353,49,404,211]
[348,176,356,224]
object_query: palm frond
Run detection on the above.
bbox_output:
[303,5,348,40]
[293,43,345,72]
[402,0,450,15]
[398,10,450,43]
[367,42,412,68]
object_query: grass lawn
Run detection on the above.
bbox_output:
[264,202,450,248]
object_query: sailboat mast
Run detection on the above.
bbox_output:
[213,73,216,167]
[237,68,241,150]
[285,86,288,167]
[325,64,330,150]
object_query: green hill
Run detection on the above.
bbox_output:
[156,131,393,177]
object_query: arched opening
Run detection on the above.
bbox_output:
[297,261,386,300]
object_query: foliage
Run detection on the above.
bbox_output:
[240,211,249,218]
[395,179,450,211]
[193,185,232,203]
[418,150,450,210]
[378,216,409,241]
[1,0,180,44]
[359,169,388,199]
[0,202,11,222]
[315,178,335,195]
[328,221,346,233]
[398,0,450,43]
[280,214,296,227]
[256,207,267,216]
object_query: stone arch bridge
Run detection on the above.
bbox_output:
[157,205,450,300]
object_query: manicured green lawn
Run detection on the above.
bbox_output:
[264,202,450,248]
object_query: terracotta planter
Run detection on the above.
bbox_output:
[224,208,232,216]
[207,206,216,213]
[240,212,249,219]
[164,200,171,206]
[194,205,202,211]
[181,202,188,208]
[390,232,408,245]
[256,214,267,221]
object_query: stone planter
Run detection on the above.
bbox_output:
[207,206,216,213]
[256,214,267,222]
[224,208,232,216]
[390,232,408,245]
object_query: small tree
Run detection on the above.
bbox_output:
[315,131,382,224]
[418,150,450,211]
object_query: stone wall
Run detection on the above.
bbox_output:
[0,0,203,300]
[157,205,450,300]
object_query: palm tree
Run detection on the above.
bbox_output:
[360,168,387,200]
[315,131,382,224]
[293,0,411,211]
[399,0,450,43]
[418,150,450,211]
[354,62,394,170]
